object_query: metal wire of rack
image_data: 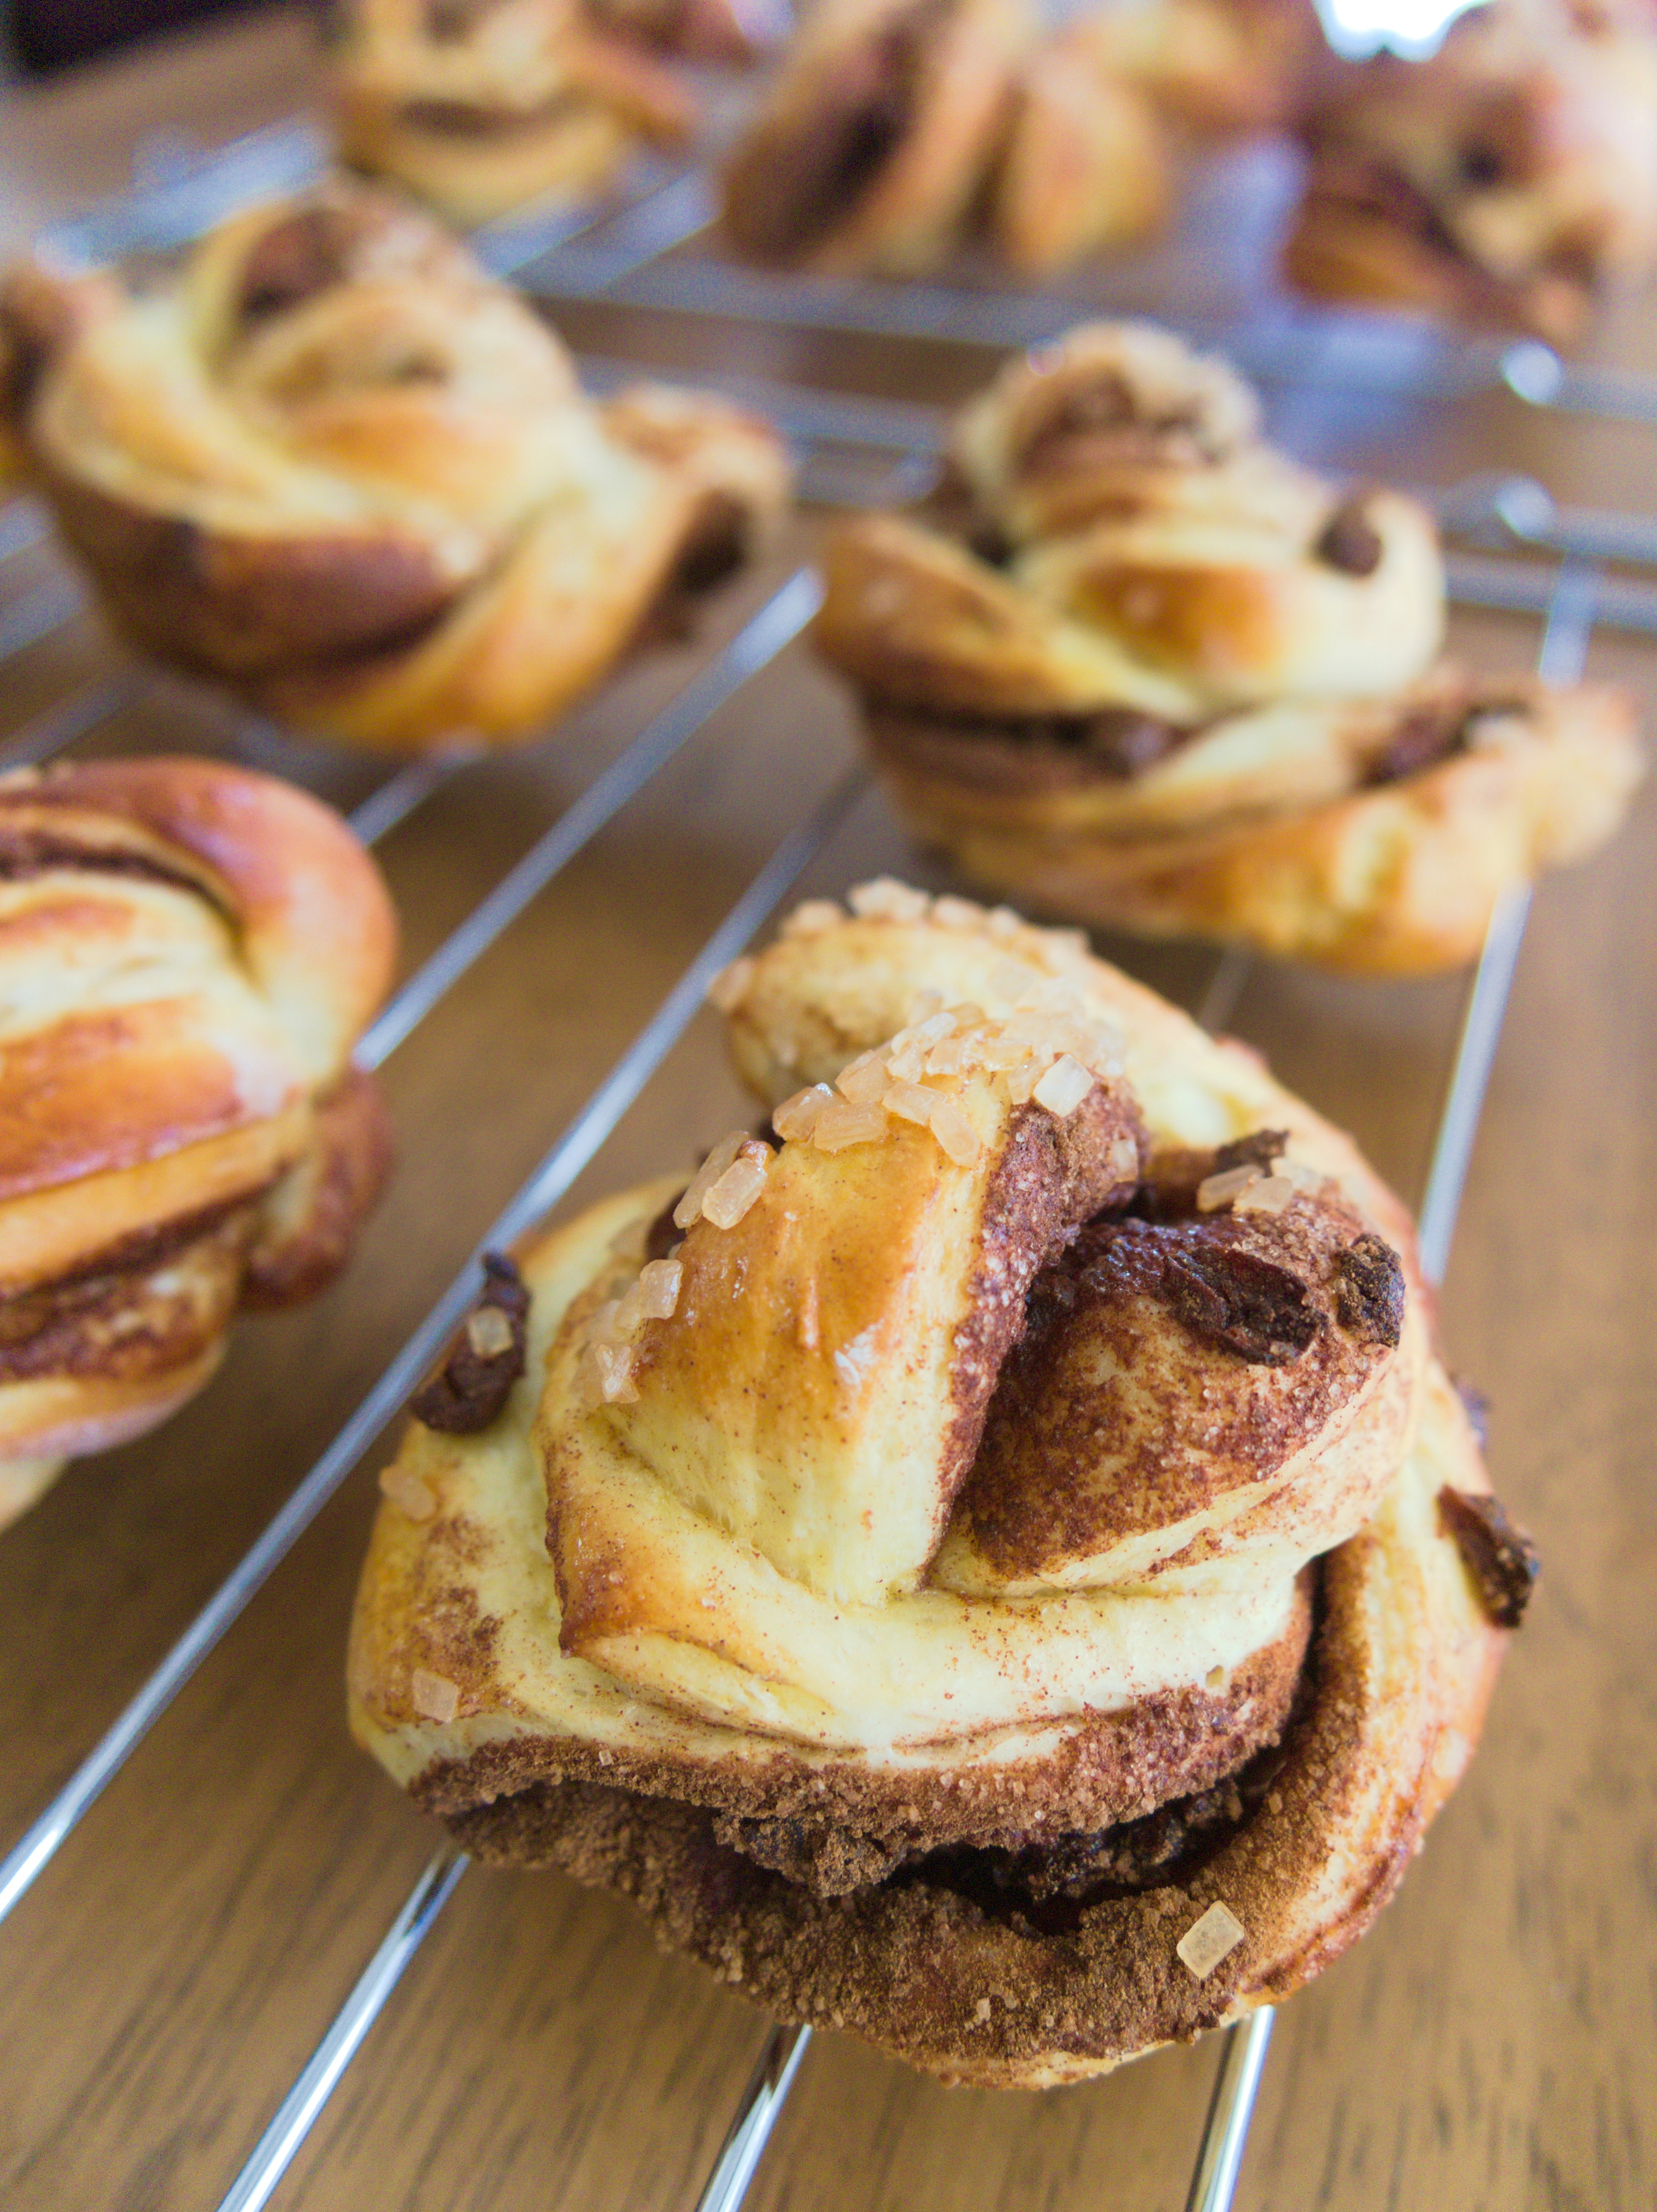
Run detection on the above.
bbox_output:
[0,111,1646,2212]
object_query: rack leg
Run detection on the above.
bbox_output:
[692,2025,813,2212]
[1183,2007,1275,2212]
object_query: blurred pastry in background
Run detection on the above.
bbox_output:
[721,0,1033,274]
[1285,0,1657,343]
[1071,0,1318,138]
[721,0,1325,279]
[332,0,695,227]
[813,321,1643,972]
[583,0,776,63]
[0,757,397,1529]
[990,19,1174,277]
[0,184,791,755]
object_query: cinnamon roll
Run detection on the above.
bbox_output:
[332,0,696,228]
[718,0,1323,278]
[990,21,1173,278]
[720,0,1033,274]
[1075,0,1318,137]
[0,757,397,1529]
[351,884,1529,2084]
[813,322,1642,974]
[0,185,790,756]
[1285,0,1657,343]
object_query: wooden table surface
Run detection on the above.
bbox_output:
[0,12,1653,2211]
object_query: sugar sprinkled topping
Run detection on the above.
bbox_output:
[812,1098,888,1152]
[578,1339,638,1407]
[926,1093,982,1167]
[782,898,844,938]
[1235,1174,1295,1216]
[836,1049,890,1104]
[1197,1164,1262,1213]
[411,1668,460,1724]
[849,877,931,922]
[576,1244,687,1407]
[883,1080,937,1126]
[1176,1902,1246,1980]
[932,895,986,929]
[466,1305,516,1359]
[773,1084,832,1142]
[702,1148,770,1228]
[633,1258,683,1318]
[715,884,1134,1174]
[379,1463,437,1522]
[674,1131,748,1230]
[1031,1053,1095,1118]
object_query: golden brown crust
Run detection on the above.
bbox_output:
[243,1065,396,1307]
[1,184,791,757]
[870,679,1644,975]
[0,758,397,1515]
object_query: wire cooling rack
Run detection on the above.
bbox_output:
[0,110,1648,2212]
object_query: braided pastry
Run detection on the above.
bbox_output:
[1285,0,1657,343]
[332,0,696,228]
[718,0,1323,277]
[0,757,397,1529]
[720,0,1036,275]
[814,322,1642,974]
[0,186,790,756]
[991,19,1174,279]
[351,883,1531,2085]
[1073,0,1318,137]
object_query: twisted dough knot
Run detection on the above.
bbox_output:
[0,186,790,753]
[814,322,1642,973]
[720,0,1181,279]
[333,0,696,227]
[720,0,1034,276]
[718,0,1317,279]
[721,0,1318,281]
[352,888,1517,2079]
[819,319,1447,724]
[0,758,396,1526]
[1287,0,1657,344]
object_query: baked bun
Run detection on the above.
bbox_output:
[813,322,1643,974]
[350,884,1529,2085]
[0,185,790,755]
[0,756,397,1526]
[989,22,1173,278]
[1075,0,1318,137]
[1285,0,1657,343]
[720,0,1033,274]
[332,0,695,229]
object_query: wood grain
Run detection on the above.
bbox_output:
[0,14,1653,2211]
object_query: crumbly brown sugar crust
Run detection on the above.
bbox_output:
[436,1503,1494,2090]
[415,1575,1312,1890]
